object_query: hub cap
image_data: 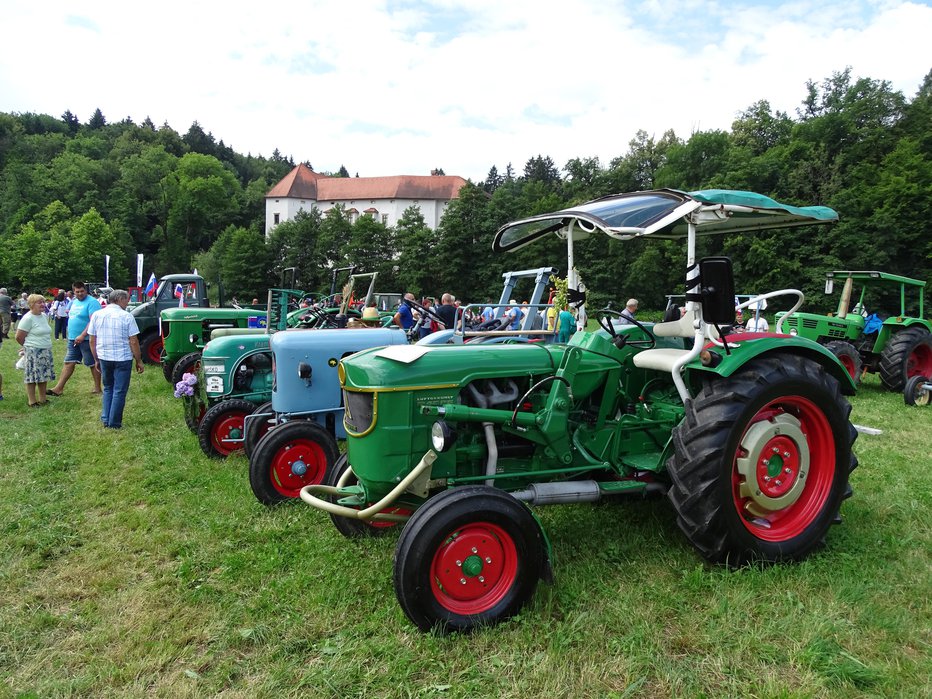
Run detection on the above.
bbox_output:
[430,522,518,615]
[732,397,835,542]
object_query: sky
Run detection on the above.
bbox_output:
[1,0,930,182]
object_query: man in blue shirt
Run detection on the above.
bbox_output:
[48,281,102,397]
[393,293,416,330]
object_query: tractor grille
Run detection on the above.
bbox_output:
[801,318,819,329]
[343,390,374,435]
[827,322,848,339]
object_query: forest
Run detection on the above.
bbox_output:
[0,67,929,313]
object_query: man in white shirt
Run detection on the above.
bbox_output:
[87,289,144,429]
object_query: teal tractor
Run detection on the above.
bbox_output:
[299,189,859,633]
[777,271,932,390]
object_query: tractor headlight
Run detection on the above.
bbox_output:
[297,362,312,380]
[789,328,798,336]
[189,333,198,344]
[431,420,456,453]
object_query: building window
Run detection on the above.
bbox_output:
[274,213,280,224]
[382,214,389,225]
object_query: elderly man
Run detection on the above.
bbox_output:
[87,289,144,429]
[435,293,456,330]
[619,298,639,324]
[0,288,12,338]
[393,293,417,331]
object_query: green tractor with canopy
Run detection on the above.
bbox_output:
[298,189,859,633]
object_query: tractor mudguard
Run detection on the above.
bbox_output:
[527,507,555,584]
[685,334,857,395]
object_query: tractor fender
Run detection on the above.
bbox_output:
[685,334,857,395]
[526,507,556,584]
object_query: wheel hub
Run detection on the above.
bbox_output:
[433,528,507,603]
[291,459,308,476]
[736,412,809,516]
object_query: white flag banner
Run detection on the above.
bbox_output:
[137,254,144,287]
[105,255,110,286]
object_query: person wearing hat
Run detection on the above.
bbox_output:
[619,298,639,325]
[350,305,383,328]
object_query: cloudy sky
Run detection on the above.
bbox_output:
[1,0,929,182]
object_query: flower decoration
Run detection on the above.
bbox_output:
[173,372,198,398]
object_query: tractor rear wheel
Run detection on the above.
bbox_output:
[824,341,862,385]
[879,326,932,392]
[140,332,163,366]
[243,401,274,459]
[198,399,255,458]
[904,375,930,406]
[393,486,544,633]
[667,354,857,566]
[171,352,202,386]
[249,420,337,506]
[325,454,411,538]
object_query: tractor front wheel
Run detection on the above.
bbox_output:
[140,332,163,366]
[171,352,202,387]
[879,327,932,392]
[198,399,255,458]
[325,454,411,538]
[249,420,337,506]
[824,340,862,385]
[393,486,544,633]
[667,354,857,565]
[243,401,274,459]
[904,375,930,406]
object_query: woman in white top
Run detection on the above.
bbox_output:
[15,294,55,406]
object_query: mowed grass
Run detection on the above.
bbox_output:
[0,337,930,698]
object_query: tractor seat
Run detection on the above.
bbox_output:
[632,311,711,373]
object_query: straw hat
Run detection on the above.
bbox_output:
[360,306,381,323]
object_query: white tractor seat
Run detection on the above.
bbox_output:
[632,311,709,373]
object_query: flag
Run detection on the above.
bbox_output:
[105,255,110,286]
[144,273,157,297]
[174,283,183,298]
[136,254,144,287]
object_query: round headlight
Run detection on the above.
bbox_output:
[297,362,312,380]
[430,420,456,453]
[189,333,198,344]
[789,328,798,336]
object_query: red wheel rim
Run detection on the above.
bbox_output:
[429,521,518,615]
[147,339,163,363]
[837,355,857,380]
[210,411,249,455]
[907,343,932,379]
[732,396,835,542]
[269,438,327,498]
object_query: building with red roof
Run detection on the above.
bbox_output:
[265,164,467,235]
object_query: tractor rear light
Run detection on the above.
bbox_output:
[431,420,456,452]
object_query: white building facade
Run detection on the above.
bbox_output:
[265,164,467,235]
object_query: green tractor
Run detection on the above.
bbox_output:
[299,189,858,633]
[777,271,932,390]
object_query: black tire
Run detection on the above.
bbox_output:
[393,486,544,633]
[904,375,930,407]
[243,401,274,459]
[162,359,175,383]
[824,341,862,386]
[325,454,408,538]
[667,354,857,566]
[197,399,256,458]
[249,420,338,506]
[140,332,163,365]
[170,351,202,387]
[879,326,932,392]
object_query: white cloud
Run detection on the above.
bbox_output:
[0,0,929,181]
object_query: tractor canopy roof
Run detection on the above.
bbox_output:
[826,270,926,288]
[492,189,838,253]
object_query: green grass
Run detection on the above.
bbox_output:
[1,338,930,698]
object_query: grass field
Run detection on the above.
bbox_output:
[0,337,930,698]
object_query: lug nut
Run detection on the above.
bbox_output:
[485,557,492,563]
[784,467,792,474]
[460,578,467,585]
[471,547,477,553]
[456,560,461,567]
[784,452,791,458]
[772,447,779,453]
[775,479,782,486]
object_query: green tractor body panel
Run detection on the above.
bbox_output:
[199,333,273,404]
[161,306,265,365]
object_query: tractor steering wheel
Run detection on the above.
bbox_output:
[596,307,656,349]
[404,298,448,333]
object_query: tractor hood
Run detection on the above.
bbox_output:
[340,342,619,392]
[160,307,264,321]
[492,189,838,251]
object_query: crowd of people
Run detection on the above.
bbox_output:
[0,283,144,426]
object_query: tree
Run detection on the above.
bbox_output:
[393,205,435,295]
[267,208,325,290]
[61,110,80,134]
[212,225,273,299]
[87,108,107,130]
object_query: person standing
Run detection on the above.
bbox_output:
[87,289,144,429]
[619,298,639,325]
[48,281,102,397]
[15,294,55,407]
[435,293,456,330]
[50,290,70,340]
[393,293,416,331]
[0,287,12,338]
[744,308,770,333]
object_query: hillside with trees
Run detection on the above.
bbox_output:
[0,68,929,312]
